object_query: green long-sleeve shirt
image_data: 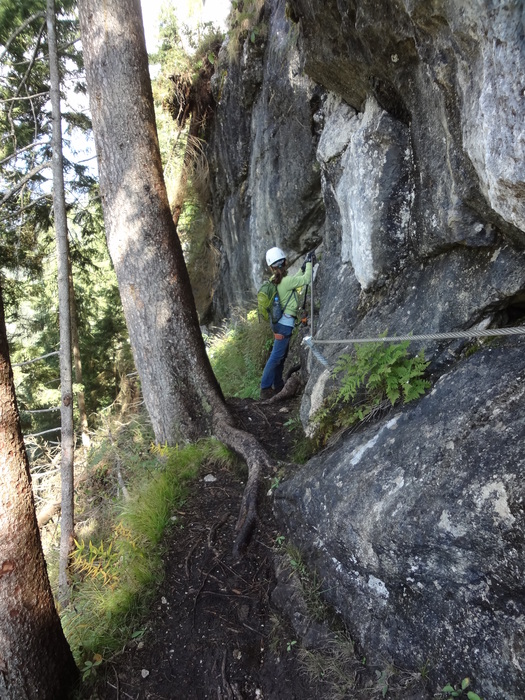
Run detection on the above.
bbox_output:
[274,262,312,318]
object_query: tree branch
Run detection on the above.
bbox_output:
[0,91,49,104]
[2,194,52,221]
[0,12,46,62]
[0,140,47,166]
[12,350,59,367]
[6,20,46,154]
[0,160,52,206]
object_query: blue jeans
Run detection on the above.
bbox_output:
[260,322,293,391]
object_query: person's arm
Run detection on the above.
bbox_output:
[282,261,312,291]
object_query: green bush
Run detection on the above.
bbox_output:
[334,340,430,408]
[208,310,272,398]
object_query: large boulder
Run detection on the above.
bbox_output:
[275,338,525,697]
[288,0,525,249]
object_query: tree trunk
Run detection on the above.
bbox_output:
[78,0,223,445]
[78,0,274,555]
[68,262,91,447]
[0,283,78,700]
[47,0,75,607]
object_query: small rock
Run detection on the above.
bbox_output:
[233,649,242,660]
[161,596,168,605]
[203,474,217,483]
[141,669,149,678]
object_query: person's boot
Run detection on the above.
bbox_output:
[259,387,274,400]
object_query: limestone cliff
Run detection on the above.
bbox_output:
[206,0,525,696]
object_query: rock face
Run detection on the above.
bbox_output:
[206,0,525,695]
[275,338,525,697]
[208,0,324,314]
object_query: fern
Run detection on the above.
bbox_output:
[334,340,429,407]
[312,338,431,446]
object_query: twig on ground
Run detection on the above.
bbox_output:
[185,540,200,579]
[192,565,215,626]
[207,512,230,553]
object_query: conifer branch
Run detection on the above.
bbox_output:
[0,12,46,62]
[0,161,52,206]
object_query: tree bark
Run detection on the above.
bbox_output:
[78,0,274,555]
[78,0,222,445]
[47,0,75,607]
[68,262,91,447]
[0,283,78,699]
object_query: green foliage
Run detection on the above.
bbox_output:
[0,0,93,260]
[208,309,273,398]
[226,0,267,62]
[9,196,132,437]
[1,2,119,441]
[313,339,431,446]
[438,677,483,699]
[61,419,235,665]
[80,653,102,681]
[71,537,121,588]
[334,340,430,408]
[290,434,316,464]
[150,12,223,319]
[284,544,328,624]
[151,11,223,139]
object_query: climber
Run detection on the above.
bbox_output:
[259,246,315,399]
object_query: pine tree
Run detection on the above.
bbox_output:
[78,0,274,555]
[0,281,78,699]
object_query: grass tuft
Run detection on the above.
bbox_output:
[207,309,272,398]
[60,423,235,666]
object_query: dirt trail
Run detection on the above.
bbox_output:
[89,395,324,700]
[90,394,431,700]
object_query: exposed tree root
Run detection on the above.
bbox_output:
[213,415,274,559]
[262,372,303,404]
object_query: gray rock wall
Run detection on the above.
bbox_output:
[206,0,525,695]
[275,339,525,697]
[208,0,324,316]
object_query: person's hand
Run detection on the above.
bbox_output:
[305,250,316,264]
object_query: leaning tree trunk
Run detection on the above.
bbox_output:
[78,0,273,554]
[78,0,223,445]
[47,0,75,607]
[0,283,78,700]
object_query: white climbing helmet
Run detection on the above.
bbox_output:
[266,246,286,267]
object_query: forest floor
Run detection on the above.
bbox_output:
[87,391,433,700]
